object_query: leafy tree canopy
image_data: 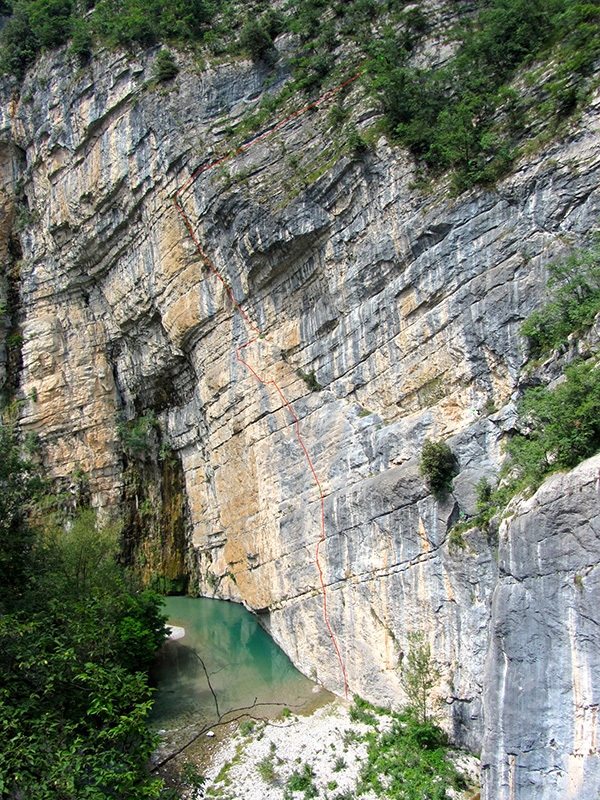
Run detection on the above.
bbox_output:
[0,420,168,799]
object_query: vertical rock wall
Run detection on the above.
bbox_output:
[482,455,600,800]
[0,46,599,798]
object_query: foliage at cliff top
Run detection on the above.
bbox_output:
[0,420,169,799]
[370,0,600,191]
[0,1,599,190]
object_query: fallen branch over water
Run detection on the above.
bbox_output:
[151,638,313,772]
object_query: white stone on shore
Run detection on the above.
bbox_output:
[167,625,186,641]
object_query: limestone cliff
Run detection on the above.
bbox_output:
[1,41,599,799]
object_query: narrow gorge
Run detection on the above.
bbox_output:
[1,3,599,798]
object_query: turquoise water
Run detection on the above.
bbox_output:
[150,596,320,731]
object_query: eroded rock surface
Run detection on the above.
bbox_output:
[483,455,600,800]
[1,44,599,798]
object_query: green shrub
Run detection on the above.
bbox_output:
[521,243,600,358]
[501,239,600,490]
[262,8,285,39]
[333,755,346,772]
[239,719,255,736]
[354,698,467,799]
[420,439,456,497]
[507,357,600,484]
[29,0,73,48]
[240,19,273,61]
[448,526,467,551]
[181,762,206,790]
[350,695,379,725]
[297,368,322,391]
[118,411,158,456]
[0,0,74,76]
[257,755,278,783]
[346,123,367,153]
[154,48,179,82]
[0,6,42,78]
[285,762,317,797]
[69,15,93,61]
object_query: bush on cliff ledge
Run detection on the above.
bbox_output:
[420,439,456,498]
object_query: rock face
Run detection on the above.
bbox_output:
[1,44,599,798]
[482,455,600,800]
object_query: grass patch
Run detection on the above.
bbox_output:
[257,754,278,784]
[284,762,318,799]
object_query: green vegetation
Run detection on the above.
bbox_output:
[153,48,179,82]
[117,410,158,456]
[239,718,256,736]
[420,439,456,498]
[180,762,206,793]
[448,476,501,540]
[401,632,441,725]
[284,762,318,799]
[521,242,600,358]
[349,698,468,800]
[448,526,467,551]
[507,357,600,485]
[505,241,600,489]
[357,711,468,799]
[2,0,598,194]
[297,367,322,392]
[450,243,600,530]
[256,754,278,784]
[0,419,168,798]
[349,696,379,726]
[369,0,600,191]
[0,0,215,78]
[239,18,273,62]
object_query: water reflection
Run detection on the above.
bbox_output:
[150,596,321,732]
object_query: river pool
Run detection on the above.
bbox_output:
[150,596,327,734]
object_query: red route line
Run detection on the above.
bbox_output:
[173,72,364,700]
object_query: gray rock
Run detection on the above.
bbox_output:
[482,455,600,799]
[1,39,599,800]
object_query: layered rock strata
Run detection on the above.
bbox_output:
[0,45,599,798]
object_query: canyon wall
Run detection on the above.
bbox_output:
[1,44,599,798]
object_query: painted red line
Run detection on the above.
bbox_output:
[173,73,363,699]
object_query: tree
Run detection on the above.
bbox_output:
[153,48,179,82]
[0,420,41,612]
[0,419,168,798]
[239,19,273,61]
[420,439,456,498]
[401,632,441,724]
